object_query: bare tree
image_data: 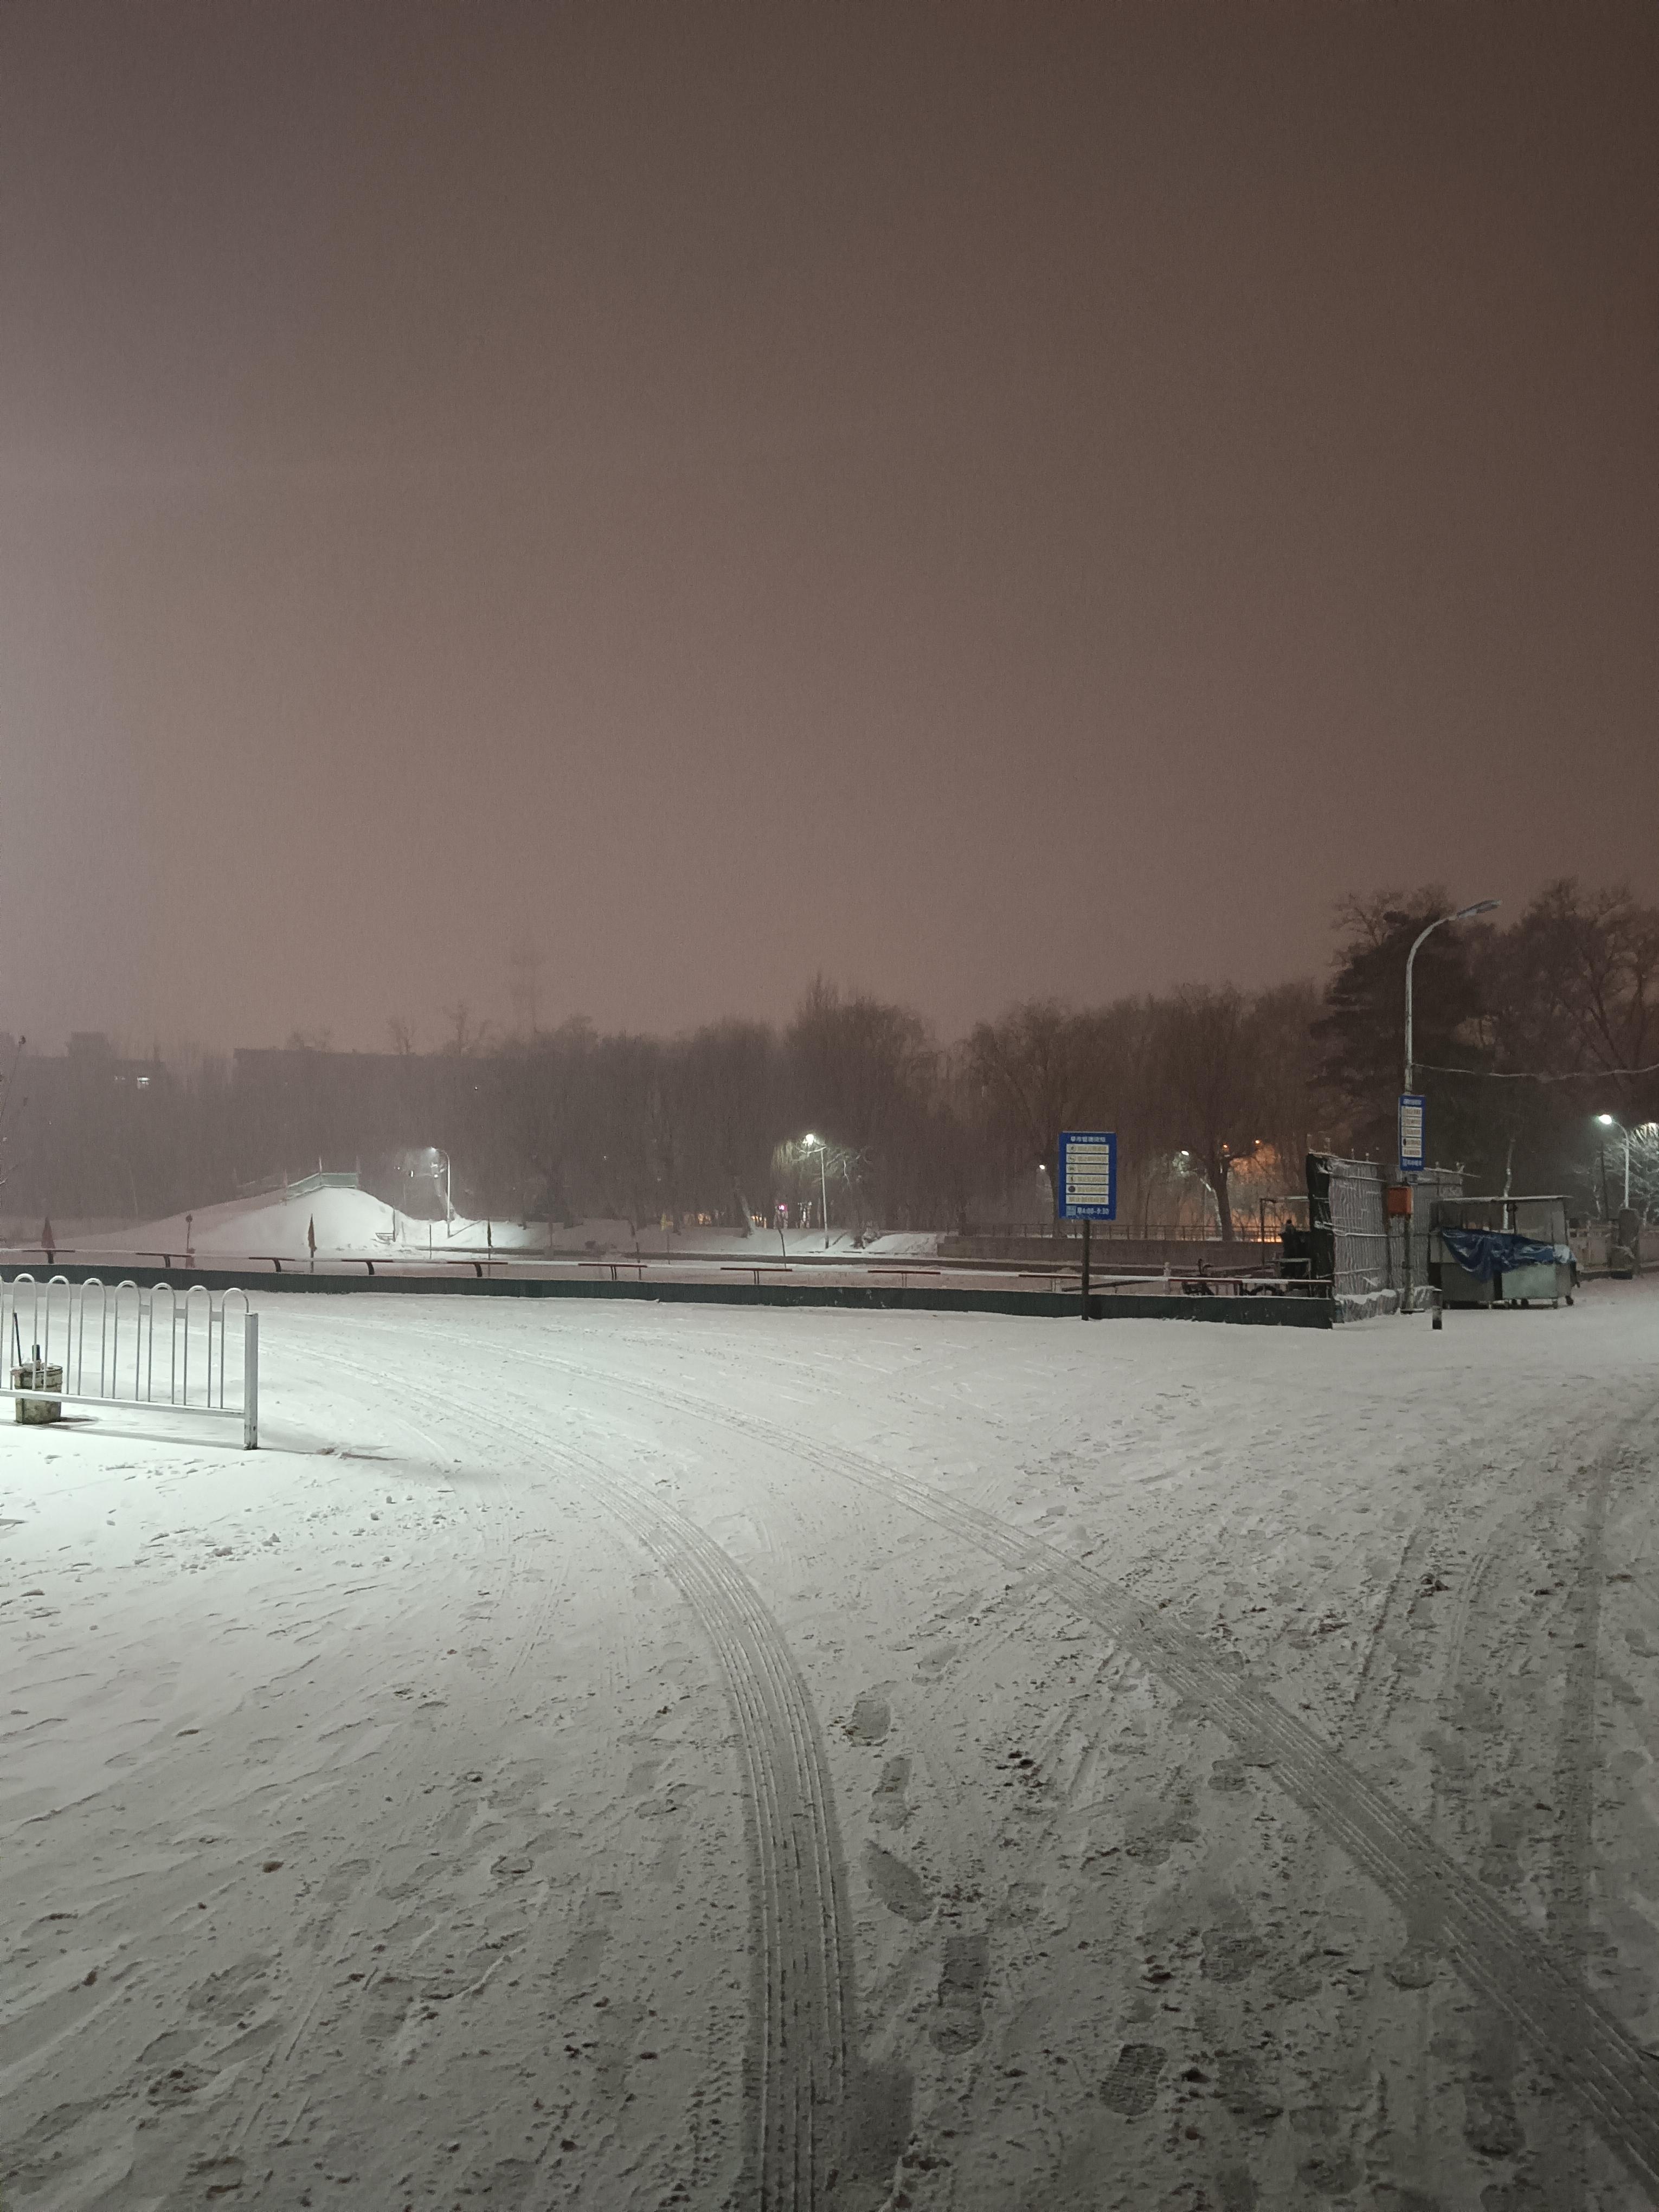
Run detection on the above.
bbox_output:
[967,1001,1113,1226]
[785,980,931,1233]
[1156,985,1297,1243]
[678,1019,779,1232]
[442,1004,491,1058]
[1501,881,1659,1097]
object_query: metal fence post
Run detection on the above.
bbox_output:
[243,1311,259,1449]
[1402,1178,1413,1310]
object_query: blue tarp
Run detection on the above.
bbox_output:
[1438,1228,1571,1283]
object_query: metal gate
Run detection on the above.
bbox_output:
[1,1275,258,1447]
[1307,1156,1463,1304]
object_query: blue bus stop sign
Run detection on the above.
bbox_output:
[1398,1094,1426,1175]
[1058,1130,1117,1221]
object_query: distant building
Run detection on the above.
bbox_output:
[0,1033,170,1218]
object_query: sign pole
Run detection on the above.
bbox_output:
[1058,1130,1115,1321]
[1397,1093,1427,1314]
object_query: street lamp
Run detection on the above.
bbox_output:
[429,1147,453,1231]
[803,1134,831,1250]
[1404,899,1500,1095]
[1596,1114,1630,1210]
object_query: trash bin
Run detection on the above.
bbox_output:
[12,1355,63,1423]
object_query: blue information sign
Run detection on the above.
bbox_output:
[1058,1130,1117,1221]
[1398,1094,1426,1175]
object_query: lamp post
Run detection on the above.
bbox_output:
[1399,901,1495,1311]
[1596,1115,1630,1211]
[430,1147,453,1232]
[803,1134,830,1250]
[1404,899,1501,1096]
[1176,1150,1205,1239]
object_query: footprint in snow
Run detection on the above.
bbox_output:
[844,1688,891,1744]
[863,1843,931,1922]
[870,1757,911,1829]
[928,1932,987,2053]
[1099,2042,1165,2117]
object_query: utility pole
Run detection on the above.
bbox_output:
[803,1135,831,1250]
[1404,898,1500,1095]
[1597,1116,1631,1211]
[1402,897,1498,1311]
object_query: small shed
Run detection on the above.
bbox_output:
[1429,1194,1574,1309]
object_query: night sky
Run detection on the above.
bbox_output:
[3,1,1655,1051]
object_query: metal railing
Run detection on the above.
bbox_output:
[947,1220,1244,1244]
[1,1275,258,1447]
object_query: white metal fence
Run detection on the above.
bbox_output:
[2,1275,258,1447]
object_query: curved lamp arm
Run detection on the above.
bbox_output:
[1404,899,1500,1096]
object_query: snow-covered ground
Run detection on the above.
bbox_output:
[4,1283,1657,2210]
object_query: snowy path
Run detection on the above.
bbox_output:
[4,1285,1657,2209]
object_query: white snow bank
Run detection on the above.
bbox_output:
[95,1185,544,1260]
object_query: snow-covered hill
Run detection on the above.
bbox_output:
[102,1185,544,1260]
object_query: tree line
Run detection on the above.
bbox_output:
[1315,880,1659,1217]
[4,879,1655,1237]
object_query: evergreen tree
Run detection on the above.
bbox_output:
[1312,890,1494,1173]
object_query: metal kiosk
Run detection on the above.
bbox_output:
[1430,1194,1574,1309]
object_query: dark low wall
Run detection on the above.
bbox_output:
[2,1262,1335,1328]
[940,1234,1276,1270]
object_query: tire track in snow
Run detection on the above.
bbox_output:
[1551,1441,1615,1964]
[352,1352,856,2212]
[551,1356,1659,2201]
[1405,1416,1636,2208]
[1529,1427,1618,2210]
[552,1449,851,2212]
[1330,1468,1583,2191]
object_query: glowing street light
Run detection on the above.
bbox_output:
[803,1133,831,1250]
